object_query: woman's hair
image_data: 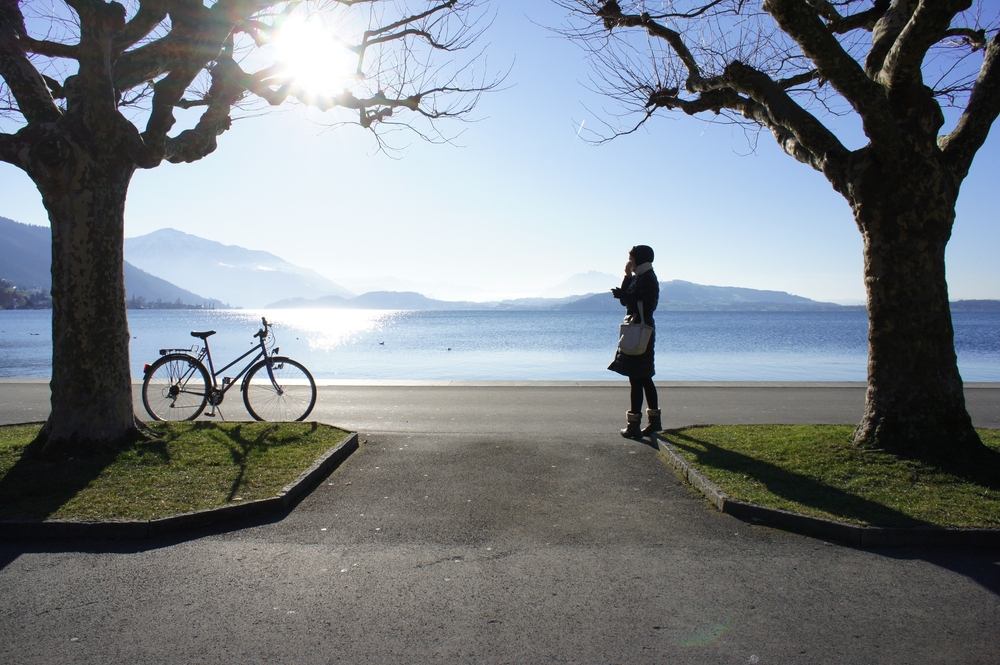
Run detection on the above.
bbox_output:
[629,245,654,264]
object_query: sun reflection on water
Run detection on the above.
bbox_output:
[237,309,404,352]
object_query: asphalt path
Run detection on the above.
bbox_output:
[1,381,999,664]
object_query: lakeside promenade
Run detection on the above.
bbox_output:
[2,381,999,663]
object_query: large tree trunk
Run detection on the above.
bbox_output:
[29,151,141,457]
[850,157,984,460]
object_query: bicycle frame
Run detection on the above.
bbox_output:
[205,343,264,395]
[151,319,279,400]
[201,324,278,397]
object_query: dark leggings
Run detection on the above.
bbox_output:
[629,376,658,413]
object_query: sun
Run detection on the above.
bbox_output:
[272,16,357,95]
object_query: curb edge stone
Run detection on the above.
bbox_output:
[655,432,1000,548]
[0,431,360,542]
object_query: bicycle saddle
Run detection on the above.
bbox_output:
[190,330,217,339]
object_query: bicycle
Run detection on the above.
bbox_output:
[141,317,317,422]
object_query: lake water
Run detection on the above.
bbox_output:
[1,309,999,381]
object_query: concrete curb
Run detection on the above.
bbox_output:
[655,432,1000,548]
[0,431,359,542]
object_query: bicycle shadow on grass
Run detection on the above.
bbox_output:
[0,420,323,522]
[660,428,928,528]
[213,421,320,502]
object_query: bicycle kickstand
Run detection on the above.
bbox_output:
[205,406,226,421]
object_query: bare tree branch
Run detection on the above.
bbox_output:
[940,30,1000,179]
[0,129,21,165]
[67,0,127,118]
[943,27,988,50]
[0,0,63,123]
[880,0,971,90]
[24,37,79,59]
[804,0,841,23]
[113,2,229,91]
[362,0,457,40]
[722,60,849,173]
[113,0,168,54]
[136,63,204,165]
[163,55,246,163]
[763,0,897,147]
[864,0,914,77]
[777,69,820,88]
[827,0,890,35]
[622,0,727,21]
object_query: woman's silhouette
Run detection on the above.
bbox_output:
[608,245,660,438]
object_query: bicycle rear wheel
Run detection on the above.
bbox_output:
[242,357,317,421]
[142,354,210,421]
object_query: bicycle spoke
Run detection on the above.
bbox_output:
[244,358,316,421]
[142,355,210,421]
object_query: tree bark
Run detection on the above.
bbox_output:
[26,131,141,457]
[850,151,983,459]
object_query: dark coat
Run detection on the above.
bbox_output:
[608,268,659,378]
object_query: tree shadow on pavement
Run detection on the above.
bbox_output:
[0,506,295,574]
[664,430,928,528]
[883,547,1000,598]
[663,430,1000,598]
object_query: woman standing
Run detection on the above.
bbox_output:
[609,245,660,439]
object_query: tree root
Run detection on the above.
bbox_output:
[22,414,157,460]
[853,417,989,466]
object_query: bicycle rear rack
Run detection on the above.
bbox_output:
[158,346,201,356]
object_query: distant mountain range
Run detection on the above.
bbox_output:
[0,217,226,307]
[268,284,846,311]
[541,271,619,298]
[562,280,846,312]
[124,228,354,308]
[268,292,588,310]
[5,217,1000,312]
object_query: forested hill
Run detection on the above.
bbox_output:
[0,216,49,290]
[0,216,226,308]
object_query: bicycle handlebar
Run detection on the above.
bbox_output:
[254,317,270,340]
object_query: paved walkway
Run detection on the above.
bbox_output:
[1,383,999,664]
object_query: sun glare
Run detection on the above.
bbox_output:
[273,17,357,95]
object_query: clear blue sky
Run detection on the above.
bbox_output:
[2,1,998,303]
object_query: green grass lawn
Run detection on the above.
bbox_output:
[661,425,1000,528]
[0,422,350,521]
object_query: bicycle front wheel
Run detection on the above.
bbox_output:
[142,354,210,421]
[243,356,317,421]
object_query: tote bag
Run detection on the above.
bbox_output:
[618,301,654,356]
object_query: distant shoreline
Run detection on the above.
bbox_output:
[4,301,1000,313]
